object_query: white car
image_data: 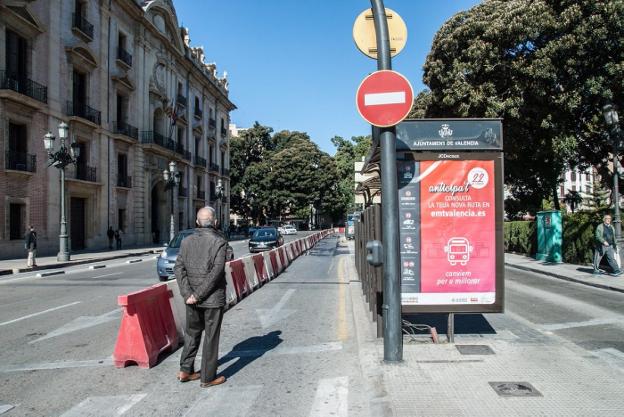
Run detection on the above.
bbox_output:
[282,225,298,235]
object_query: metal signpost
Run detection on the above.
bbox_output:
[353,0,409,363]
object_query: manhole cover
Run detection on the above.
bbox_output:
[489,382,542,397]
[456,345,495,355]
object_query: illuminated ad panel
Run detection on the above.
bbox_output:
[400,160,496,306]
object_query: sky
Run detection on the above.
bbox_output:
[173,0,482,155]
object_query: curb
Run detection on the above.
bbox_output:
[36,271,65,277]
[89,265,106,270]
[505,262,624,294]
[0,249,158,276]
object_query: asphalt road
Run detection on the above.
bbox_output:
[2,238,624,416]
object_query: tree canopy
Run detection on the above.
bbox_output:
[421,0,624,212]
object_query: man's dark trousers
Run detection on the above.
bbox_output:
[179,305,224,383]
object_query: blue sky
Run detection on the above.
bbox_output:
[174,0,482,155]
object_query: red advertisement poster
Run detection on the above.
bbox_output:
[416,160,496,305]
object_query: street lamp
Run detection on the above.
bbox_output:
[44,122,79,261]
[163,160,180,242]
[215,178,224,230]
[603,103,623,256]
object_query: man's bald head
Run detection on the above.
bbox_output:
[197,206,216,228]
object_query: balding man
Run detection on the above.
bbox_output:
[175,206,228,387]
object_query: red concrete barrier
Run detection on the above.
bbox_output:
[269,250,281,275]
[278,247,288,268]
[252,254,270,283]
[229,259,251,300]
[113,284,178,369]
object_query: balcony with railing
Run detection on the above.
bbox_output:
[194,155,207,168]
[222,168,230,177]
[75,164,97,182]
[117,47,132,67]
[0,71,48,104]
[72,13,94,41]
[117,175,132,188]
[177,94,187,107]
[178,186,188,197]
[67,101,101,125]
[5,151,36,173]
[220,127,228,138]
[113,121,138,140]
[141,131,175,151]
[209,162,220,173]
[194,107,202,119]
[197,190,205,200]
[208,118,216,129]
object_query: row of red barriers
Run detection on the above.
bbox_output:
[112,229,335,368]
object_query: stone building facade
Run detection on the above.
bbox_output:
[0,0,234,259]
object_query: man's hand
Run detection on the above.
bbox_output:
[186,294,198,305]
[604,241,610,246]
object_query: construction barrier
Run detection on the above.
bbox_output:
[253,253,271,283]
[229,259,251,300]
[262,251,275,279]
[242,256,260,289]
[278,247,289,268]
[113,284,178,368]
[224,263,238,307]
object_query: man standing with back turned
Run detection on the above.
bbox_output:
[174,206,227,387]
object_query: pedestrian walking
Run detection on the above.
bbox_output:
[24,226,37,268]
[115,229,123,250]
[174,206,227,387]
[593,214,622,276]
[107,226,114,249]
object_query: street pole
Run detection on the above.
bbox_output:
[370,0,403,362]
[58,164,70,261]
[613,131,622,256]
[169,184,175,242]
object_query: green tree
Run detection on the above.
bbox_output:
[331,135,371,215]
[421,0,624,211]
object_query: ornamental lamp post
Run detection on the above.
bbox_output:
[44,122,79,262]
[603,103,623,256]
[163,160,180,242]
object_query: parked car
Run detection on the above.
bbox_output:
[282,225,298,235]
[157,229,234,281]
[248,227,284,253]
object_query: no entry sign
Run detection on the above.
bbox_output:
[356,70,414,127]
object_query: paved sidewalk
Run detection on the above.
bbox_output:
[344,244,624,417]
[0,245,162,276]
[504,252,624,293]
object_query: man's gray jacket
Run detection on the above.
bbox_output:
[174,227,227,308]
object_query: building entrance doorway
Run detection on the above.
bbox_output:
[70,197,86,250]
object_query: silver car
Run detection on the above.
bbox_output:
[157,229,234,281]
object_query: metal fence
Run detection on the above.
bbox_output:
[354,204,384,337]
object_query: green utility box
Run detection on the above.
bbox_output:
[536,210,563,263]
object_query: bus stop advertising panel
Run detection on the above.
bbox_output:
[396,119,504,313]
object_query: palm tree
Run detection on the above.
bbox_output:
[563,190,584,213]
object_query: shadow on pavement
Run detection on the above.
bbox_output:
[217,330,283,379]
[403,313,496,335]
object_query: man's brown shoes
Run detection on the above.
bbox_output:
[200,376,226,388]
[177,371,201,382]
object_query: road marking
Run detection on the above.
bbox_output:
[60,394,146,417]
[183,385,262,417]
[36,270,65,277]
[0,357,113,373]
[337,257,348,341]
[0,404,15,414]
[256,288,296,328]
[0,301,82,327]
[593,348,624,371]
[364,91,405,106]
[541,317,621,331]
[92,272,122,279]
[309,376,349,417]
[29,309,120,344]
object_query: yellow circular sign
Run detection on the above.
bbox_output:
[353,8,407,59]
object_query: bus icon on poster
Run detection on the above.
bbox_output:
[444,237,473,266]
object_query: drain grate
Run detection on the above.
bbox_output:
[456,345,495,355]
[489,382,542,397]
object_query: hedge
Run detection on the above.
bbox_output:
[504,211,608,265]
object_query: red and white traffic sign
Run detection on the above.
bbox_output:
[356,70,414,127]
